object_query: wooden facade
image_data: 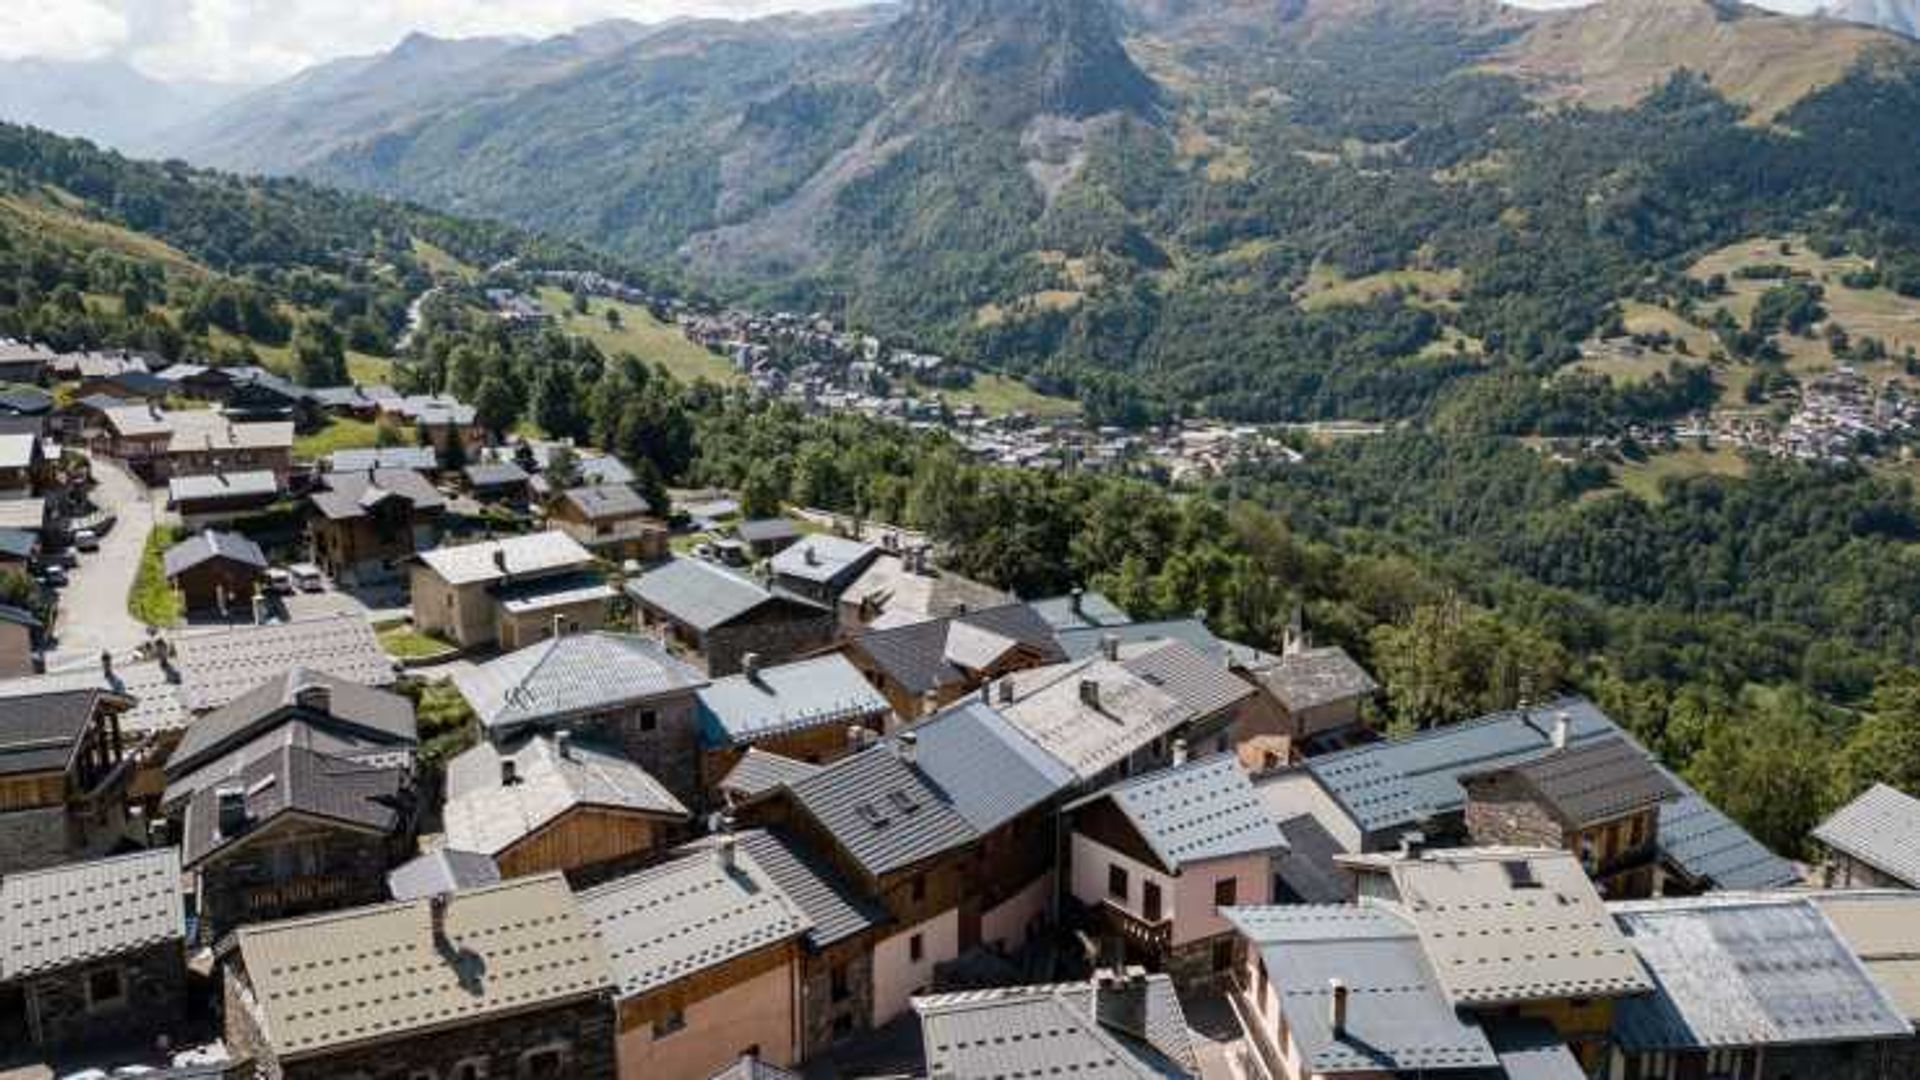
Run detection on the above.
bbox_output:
[494,806,676,885]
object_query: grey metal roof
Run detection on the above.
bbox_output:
[770,533,877,586]
[576,454,635,487]
[995,658,1192,783]
[386,848,501,902]
[1486,1019,1586,1080]
[328,446,438,472]
[455,631,704,730]
[580,846,811,999]
[1057,619,1226,664]
[161,529,268,578]
[415,530,594,586]
[1224,904,1499,1075]
[627,557,793,633]
[181,744,408,867]
[914,973,1196,1080]
[852,603,1064,698]
[1467,736,1677,828]
[167,666,416,780]
[787,743,981,879]
[314,468,446,518]
[842,554,1013,627]
[735,518,801,545]
[1247,646,1379,714]
[1272,813,1351,904]
[170,614,398,713]
[696,653,890,747]
[562,484,653,520]
[1813,783,1920,888]
[1027,590,1133,631]
[1119,640,1255,720]
[167,470,279,504]
[1657,770,1801,889]
[900,700,1075,834]
[1074,755,1287,872]
[1612,895,1912,1051]
[719,748,823,800]
[493,573,617,616]
[463,462,529,488]
[0,849,184,980]
[444,734,688,858]
[0,688,114,777]
[677,828,887,950]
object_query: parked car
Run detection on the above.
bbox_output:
[72,529,99,553]
[290,563,325,592]
[265,567,294,595]
[37,565,67,588]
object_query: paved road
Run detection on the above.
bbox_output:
[47,456,156,669]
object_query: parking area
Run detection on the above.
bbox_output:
[45,456,159,670]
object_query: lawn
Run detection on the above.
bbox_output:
[293,416,403,460]
[378,623,459,661]
[935,374,1082,419]
[1297,265,1463,312]
[1614,446,1752,504]
[128,524,184,628]
[538,287,744,386]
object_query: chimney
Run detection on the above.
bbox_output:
[1398,830,1426,860]
[743,652,762,681]
[717,832,738,873]
[555,730,573,761]
[897,730,918,766]
[804,545,819,567]
[501,757,520,787]
[292,679,331,715]
[492,548,509,575]
[216,787,248,838]
[1171,739,1188,767]
[1329,979,1349,1038]
[1070,587,1084,616]
[848,725,869,752]
[998,678,1015,705]
[1552,711,1571,751]
[1079,678,1101,710]
[1095,965,1151,1043]
[99,650,113,684]
[429,892,451,948]
[551,613,566,640]
[1100,634,1120,662]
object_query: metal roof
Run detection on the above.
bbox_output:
[562,484,653,520]
[696,653,890,747]
[328,446,438,472]
[787,743,981,879]
[1057,619,1227,665]
[1813,783,1920,888]
[0,849,183,980]
[313,468,445,519]
[1246,646,1379,714]
[627,557,796,633]
[493,574,617,616]
[580,846,811,999]
[165,411,293,453]
[0,688,112,777]
[415,530,595,586]
[1466,736,1677,828]
[995,658,1192,783]
[168,666,416,779]
[769,533,877,586]
[161,529,268,578]
[900,701,1075,834]
[914,973,1196,1080]
[386,848,501,902]
[1119,640,1255,721]
[1486,1019,1586,1080]
[463,462,530,488]
[444,734,688,858]
[0,432,37,469]
[677,828,887,950]
[851,603,1063,698]
[1654,773,1799,889]
[1612,895,1911,1051]
[709,1056,800,1080]
[170,615,397,713]
[235,874,611,1059]
[1073,755,1287,872]
[1814,890,1920,1022]
[180,744,408,867]
[1272,813,1351,904]
[735,518,801,545]
[167,470,279,504]
[1224,904,1499,1075]
[1027,590,1133,631]
[842,554,1013,627]
[718,748,823,801]
[455,631,704,730]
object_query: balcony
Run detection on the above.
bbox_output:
[1100,899,1172,956]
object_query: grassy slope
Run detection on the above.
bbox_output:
[536,286,743,386]
[129,523,184,627]
[1614,445,1751,503]
[0,191,206,278]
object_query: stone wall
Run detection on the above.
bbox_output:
[197,818,401,943]
[0,805,73,875]
[705,609,838,678]
[1164,933,1238,990]
[23,941,185,1049]
[1463,773,1563,849]
[573,694,703,807]
[799,941,875,1058]
[274,996,618,1080]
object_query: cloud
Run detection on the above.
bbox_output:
[0,1,130,63]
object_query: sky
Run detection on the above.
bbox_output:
[0,0,1830,86]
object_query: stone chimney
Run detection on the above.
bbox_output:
[1329,978,1349,1037]
[1398,830,1426,860]
[99,649,113,685]
[804,545,819,567]
[429,892,452,949]
[897,730,918,766]
[1070,587,1084,616]
[717,832,738,873]
[1171,738,1188,767]
[1552,710,1571,751]
[743,652,762,681]
[848,725,870,752]
[492,548,509,575]
[1100,634,1120,662]
[500,757,520,787]
[555,730,573,761]
[1079,678,1101,710]
[551,613,566,640]
[997,678,1015,705]
[1094,965,1151,1044]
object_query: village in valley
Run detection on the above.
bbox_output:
[4,268,1920,1080]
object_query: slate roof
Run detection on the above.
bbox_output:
[852,603,1064,698]
[170,615,397,713]
[677,828,887,950]
[1813,783,1920,888]
[841,553,1013,626]
[168,666,416,779]
[786,743,980,879]
[454,631,704,731]
[161,529,268,578]
[1612,895,1911,1051]
[900,701,1075,834]
[718,749,823,801]
[328,446,439,473]
[1814,890,1920,1022]
[0,849,184,980]
[697,653,890,747]
[312,468,445,519]
[1119,639,1255,720]
[0,687,118,777]
[1224,904,1499,1075]
[414,530,594,586]
[995,658,1193,783]
[1057,619,1228,665]
[463,462,529,489]
[1466,736,1678,828]
[735,518,801,545]
[181,744,409,867]
[1028,590,1133,631]
[580,846,812,999]
[1072,755,1287,873]
[1272,813,1352,904]
[443,734,688,858]
[915,973,1197,1080]
[168,470,280,504]
[234,874,611,1059]
[386,848,501,902]
[626,557,814,633]
[769,533,877,586]
[562,484,654,520]
[1247,646,1378,713]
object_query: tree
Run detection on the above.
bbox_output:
[473,375,520,439]
[1685,689,1835,858]
[1832,670,1920,803]
[605,307,623,331]
[740,461,785,519]
[532,364,586,442]
[291,316,347,386]
[1369,599,1568,731]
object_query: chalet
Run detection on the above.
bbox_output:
[161,529,268,615]
[1065,754,1288,984]
[222,366,319,429]
[734,517,801,559]
[1027,587,1133,632]
[527,452,637,501]
[628,557,837,676]
[1813,783,1920,890]
[412,531,610,650]
[182,743,415,942]
[454,630,706,805]
[309,385,388,419]
[0,432,46,499]
[695,653,893,791]
[580,842,813,1079]
[1461,733,1676,899]
[0,604,38,677]
[913,971,1198,1080]
[388,394,483,459]
[98,403,171,475]
[0,683,134,874]
[1056,617,1278,669]
[310,468,446,585]
[718,750,822,805]
[838,548,1012,632]
[0,340,54,384]
[550,484,668,562]
[166,613,399,715]
[167,470,281,527]
[152,362,229,401]
[50,351,145,383]
[463,461,531,503]
[0,849,187,1052]
[76,368,169,403]
[840,602,1064,721]
[1237,639,1380,767]
[223,875,618,1080]
[165,411,295,484]
[767,533,879,606]
[442,732,688,885]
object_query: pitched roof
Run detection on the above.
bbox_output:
[852,603,1064,698]
[1813,783,1920,888]
[899,701,1075,834]
[454,631,704,730]
[1248,646,1379,713]
[697,653,891,747]
[841,553,1013,626]
[1072,755,1287,872]
[734,518,801,545]
[167,666,416,778]
[1813,890,1920,1022]
[1612,895,1911,1051]
[312,468,446,519]
[463,462,530,488]
[13,656,187,738]
[1464,736,1677,828]
[414,530,594,586]
[234,874,611,1059]
[170,614,397,713]
[580,846,811,999]
[181,744,408,867]
[1027,590,1133,631]
[165,411,294,453]
[101,403,171,438]
[1057,619,1230,666]
[1272,813,1352,904]
[0,498,44,532]
[1486,1019,1587,1080]
[562,484,654,520]
[1119,639,1255,720]
[0,849,183,980]
[443,734,688,858]
[915,973,1197,1080]
[677,828,886,950]
[328,446,438,472]
[709,1057,800,1080]
[786,743,980,879]
[167,470,280,504]
[994,658,1193,783]
[627,557,806,633]
[718,749,823,801]
[1224,904,1498,1075]
[161,529,268,578]
[0,688,116,777]
[0,432,38,469]
[769,533,877,586]
[386,848,501,902]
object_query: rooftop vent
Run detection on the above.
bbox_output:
[1079,679,1102,711]
[1329,978,1350,1037]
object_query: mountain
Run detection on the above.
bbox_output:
[1823,0,1920,37]
[0,59,247,155]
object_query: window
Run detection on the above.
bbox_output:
[86,967,125,1010]
[832,1015,855,1037]
[1108,865,1129,901]
[1142,881,1162,923]
[831,962,852,1003]
[1212,939,1235,973]
[518,1045,568,1079]
[910,874,927,902]
[639,709,659,733]
[1214,877,1238,909]
[909,933,924,963]
[654,1010,686,1039]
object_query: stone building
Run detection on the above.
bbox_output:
[308,468,446,586]
[0,682,134,874]
[1812,783,1920,890]
[1234,638,1379,768]
[766,534,878,607]
[410,531,612,650]
[838,603,1064,722]
[0,849,186,1053]
[549,484,668,562]
[695,653,894,794]
[224,873,617,1080]
[627,557,837,677]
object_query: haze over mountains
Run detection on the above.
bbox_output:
[0,58,249,156]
